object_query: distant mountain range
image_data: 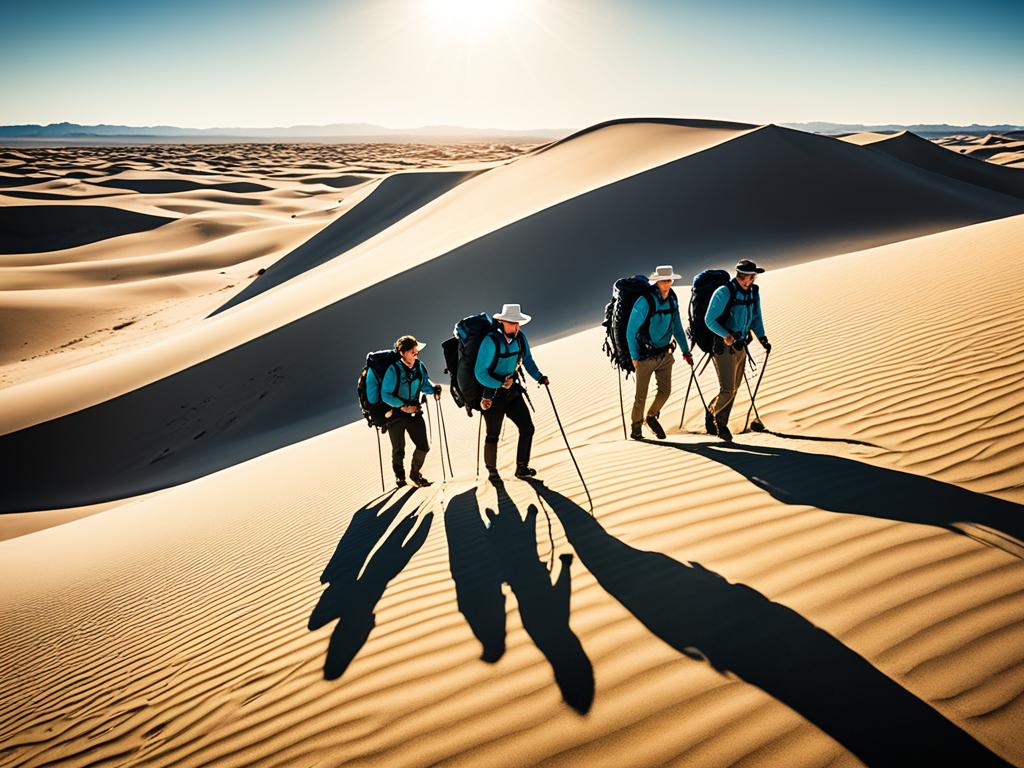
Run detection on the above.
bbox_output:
[2,121,1022,144]
[0,122,568,143]
[782,122,1024,137]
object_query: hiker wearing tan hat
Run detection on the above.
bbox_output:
[626,265,693,440]
[476,304,549,480]
[704,259,770,441]
[381,335,442,486]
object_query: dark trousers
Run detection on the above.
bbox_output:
[387,412,429,479]
[483,392,535,467]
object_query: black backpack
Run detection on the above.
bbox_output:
[356,349,399,428]
[687,270,760,353]
[602,275,678,376]
[442,313,522,413]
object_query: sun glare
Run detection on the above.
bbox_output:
[421,0,529,35]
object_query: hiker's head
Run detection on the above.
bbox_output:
[395,335,425,366]
[735,259,764,289]
[493,304,531,337]
[648,265,680,297]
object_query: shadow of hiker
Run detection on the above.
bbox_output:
[444,485,595,714]
[444,488,507,663]
[310,488,433,680]
[663,440,1024,556]
[526,479,1011,767]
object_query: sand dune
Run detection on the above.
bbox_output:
[844,131,1024,200]
[0,204,175,254]
[0,209,1021,764]
[3,120,1024,513]
[0,123,1022,766]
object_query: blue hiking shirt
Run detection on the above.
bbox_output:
[626,290,689,361]
[705,281,766,340]
[381,360,436,407]
[475,331,543,398]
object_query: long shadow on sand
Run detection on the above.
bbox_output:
[657,441,1024,556]
[444,484,594,714]
[526,479,1010,766]
[310,488,432,680]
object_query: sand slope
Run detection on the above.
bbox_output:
[3,121,1024,513]
[0,209,1021,765]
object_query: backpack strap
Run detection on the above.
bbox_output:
[390,360,423,404]
[486,330,524,383]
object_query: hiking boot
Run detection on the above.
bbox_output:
[395,476,407,488]
[514,465,537,479]
[487,467,501,482]
[630,423,644,440]
[717,424,733,442]
[705,409,717,435]
[646,415,666,440]
[410,472,432,487]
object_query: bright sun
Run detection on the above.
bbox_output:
[421,0,528,34]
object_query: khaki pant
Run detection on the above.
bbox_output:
[631,351,674,426]
[710,346,747,427]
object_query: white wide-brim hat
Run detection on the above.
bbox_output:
[649,265,682,284]
[493,303,532,324]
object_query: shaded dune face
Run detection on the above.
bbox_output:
[212,170,476,314]
[0,205,174,254]
[3,122,1024,511]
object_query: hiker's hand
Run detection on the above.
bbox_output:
[538,376,549,386]
[682,352,693,366]
[631,359,638,370]
[501,376,513,389]
[401,404,418,414]
[433,384,442,400]
[724,333,735,347]
[480,398,492,411]
[759,336,771,353]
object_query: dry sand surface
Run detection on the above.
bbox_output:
[1,120,1023,767]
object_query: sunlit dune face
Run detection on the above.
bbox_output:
[421,0,530,35]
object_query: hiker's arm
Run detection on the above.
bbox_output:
[419,363,436,396]
[521,335,543,381]
[752,295,766,339]
[380,366,403,408]
[671,304,690,354]
[474,335,503,395]
[704,287,731,338]
[366,370,380,405]
[626,299,648,361]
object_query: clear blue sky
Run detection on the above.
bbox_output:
[1,0,1021,128]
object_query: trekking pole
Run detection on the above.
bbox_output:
[437,396,455,479]
[743,349,771,432]
[617,369,627,439]
[742,370,765,430]
[475,412,483,482]
[679,351,709,430]
[375,427,385,493]
[423,395,432,445]
[543,383,594,514]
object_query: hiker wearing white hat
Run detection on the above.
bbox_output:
[381,335,442,487]
[625,266,692,440]
[476,304,549,480]
[704,260,770,441]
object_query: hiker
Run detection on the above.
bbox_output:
[476,304,549,480]
[705,259,771,441]
[626,265,693,440]
[381,335,442,487]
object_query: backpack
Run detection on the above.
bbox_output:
[602,275,677,375]
[687,270,760,353]
[442,313,522,412]
[356,349,399,428]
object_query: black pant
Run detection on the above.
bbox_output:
[387,412,429,479]
[483,391,535,467]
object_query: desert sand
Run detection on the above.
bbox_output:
[1,119,1023,767]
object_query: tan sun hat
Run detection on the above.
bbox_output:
[493,303,532,324]
[648,265,682,284]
